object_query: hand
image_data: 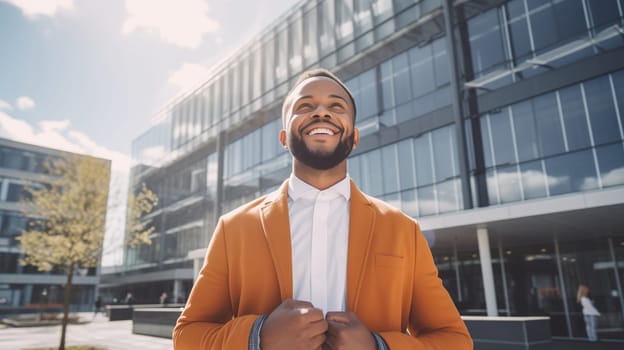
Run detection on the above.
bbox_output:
[323,311,377,350]
[260,299,328,350]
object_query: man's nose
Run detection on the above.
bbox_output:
[312,105,331,119]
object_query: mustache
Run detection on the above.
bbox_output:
[298,118,343,135]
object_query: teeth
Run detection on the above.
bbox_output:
[308,128,334,136]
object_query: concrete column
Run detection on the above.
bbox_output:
[477,227,498,316]
[215,130,225,223]
[193,258,201,283]
[173,279,182,304]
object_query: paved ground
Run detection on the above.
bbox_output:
[553,339,624,350]
[0,313,172,350]
[1,313,622,350]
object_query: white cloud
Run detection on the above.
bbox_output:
[0,111,132,267]
[139,145,166,166]
[16,96,35,110]
[0,99,12,110]
[0,113,131,172]
[1,0,73,19]
[122,0,220,49]
[601,167,624,187]
[168,62,211,93]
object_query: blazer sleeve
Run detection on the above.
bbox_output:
[378,223,472,350]
[173,219,259,349]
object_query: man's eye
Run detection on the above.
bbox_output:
[297,103,313,111]
[330,103,345,110]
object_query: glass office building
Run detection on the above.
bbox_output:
[0,138,109,316]
[103,0,624,341]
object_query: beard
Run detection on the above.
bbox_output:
[288,128,355,170]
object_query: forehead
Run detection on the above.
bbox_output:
[290,76,350,100]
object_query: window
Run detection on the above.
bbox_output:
[559,85,591,151]
[432,38,449,87]
[303,7,319,67]
[263,37,276,93]
[506,0,531,62]
[0,253,18,273]
[335,0,354,46]
[595,143,624,188]
[380,60,394,110]
[432,126,456,181]
[437,179,459,213]
[545,149,597,195]
[6,182,24,202]
[358,68,378,120]
[361,149,383,196]
[400,189,418,217]
[468,8,507,75]
[520,160,547,200]
[381,144,399,193]
[418,185,436,216]
[584,76,621,145]
[397,139,416,190]
[588,0,621,31]
[288,15,303,75]
[512,100,540,162]
[528,1,558,53]
[414,134,434,186]
[275,27,289,83]
[534,93,565,157]
[489,110,516,166]
[392,52,412,106]
[612,70,624,133]
[496,165,522,203]
[409,44,435,98]
[319,0,336,56]
[251,46,263,102]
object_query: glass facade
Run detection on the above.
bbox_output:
[477,69,624,205]
[116,0,624,341]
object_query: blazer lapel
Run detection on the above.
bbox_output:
[259,180,293,300]
[346,180,376,312]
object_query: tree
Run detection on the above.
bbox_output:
[17,154,158,350]
[125,183,158,248]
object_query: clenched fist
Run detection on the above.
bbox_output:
[323,311,377,350]
[260,299,328,350]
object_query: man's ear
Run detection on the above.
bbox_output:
[279,129,288,149]
[353,128,360,150]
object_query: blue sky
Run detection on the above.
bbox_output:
[0,0,299,265]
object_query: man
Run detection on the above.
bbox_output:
[173,68,472,349]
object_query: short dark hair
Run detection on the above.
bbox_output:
[281,68,357,129]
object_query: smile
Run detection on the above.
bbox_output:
[307,127,336,136]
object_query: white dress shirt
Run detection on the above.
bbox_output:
[287,173,350,314]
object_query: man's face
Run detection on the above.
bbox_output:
[281,77,358,170]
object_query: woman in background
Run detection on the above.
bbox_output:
[577,284,600,342]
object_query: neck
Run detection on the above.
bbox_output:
[292,160,347,190]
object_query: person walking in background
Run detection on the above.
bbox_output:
[160,292,168,306]
[93,295,103,319]
[577,284,600,342]
[125,292,135,306]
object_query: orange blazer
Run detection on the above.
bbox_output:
[174,180,472,349]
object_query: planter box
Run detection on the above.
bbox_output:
[463,316,552,350]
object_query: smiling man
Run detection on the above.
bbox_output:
[173,69,472,350]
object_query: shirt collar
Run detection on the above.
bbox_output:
[288,173,351,201]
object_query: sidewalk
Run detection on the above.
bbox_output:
[0,313,172,350]
[553,339,624,350]
[1,313,622,350]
